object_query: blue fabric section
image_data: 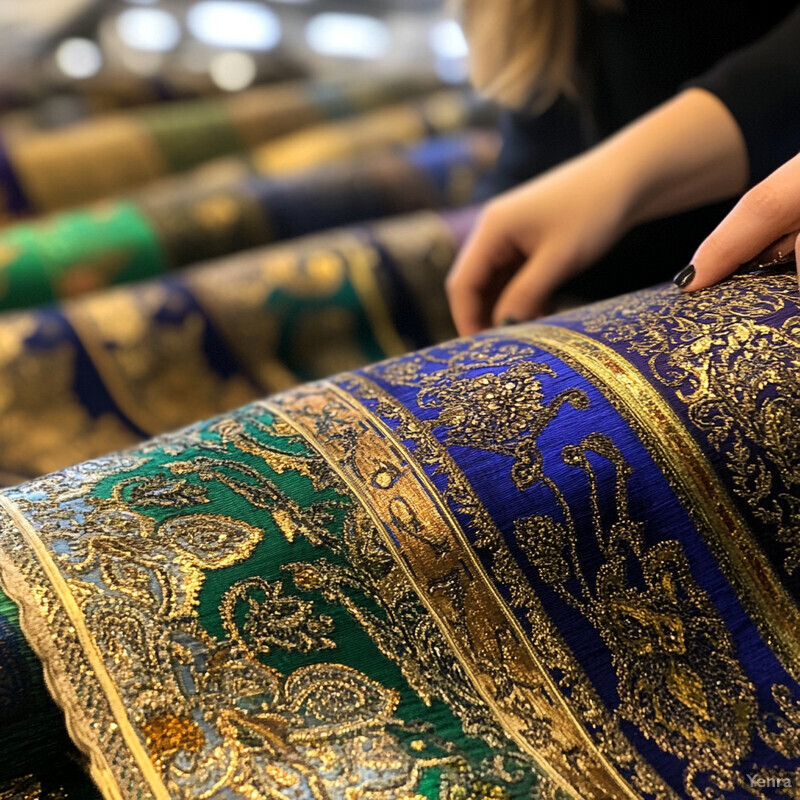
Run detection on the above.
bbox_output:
[154,279,256,387]
[22,307,145,435]
[0,135,30,215]
[550,274,800,608]
[366,234,431,351]
[248,171,401,240]
[248,134,479,240]
[406,135,473,197]
[346,332,800,797]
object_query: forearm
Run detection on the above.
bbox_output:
[586,88,749,230]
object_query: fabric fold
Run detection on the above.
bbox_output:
[0,268,798,799]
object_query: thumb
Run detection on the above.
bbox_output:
[491,245,573,325]
[685,152,800,292]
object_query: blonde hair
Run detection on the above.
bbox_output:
[460,0,621,111]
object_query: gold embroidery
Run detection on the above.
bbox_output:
[267,385,639,800]
[0,407,543,799]
[187,216,450,391]
[525,322,800,685]
[0,775,46,800]
[66,284,256,435]
[514,442,758,795]
[251,91,473,176]
[339,368,665,796]
[111,474,210,508]
[141,713,205,768]
[356,326,800,799]
[352,326,800,797]
[220,577,336,655]
[139,182,270,270]
[559,271,800,576]
[55,252,134,299]
[0,315,137,479]
[0,496,162,800]
[9,118,167,213]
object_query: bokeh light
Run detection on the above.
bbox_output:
[209,51,258,91]
[187,2,282,51]
[55,38,103,79]
[305,13,390,60]
[116,8,182,53]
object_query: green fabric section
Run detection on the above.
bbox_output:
[91,406,548,798]
[0,589,102,799]
[0,202,168,311]
[272,270,388,379]
[136,101,244,173]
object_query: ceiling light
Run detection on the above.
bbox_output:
[305,13,390,60]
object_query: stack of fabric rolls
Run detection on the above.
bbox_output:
[0,76,452,217]
[0,75,498,484]
[0,52,798,800]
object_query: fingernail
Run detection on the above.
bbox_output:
[673,263,695,289]
[501,315,519,326]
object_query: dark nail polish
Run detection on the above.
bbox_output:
[673,263,695,289]
[501,315,519,326]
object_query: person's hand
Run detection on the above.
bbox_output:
[681,150,800,292]
[446,89,748,336]
[446,152,633,336]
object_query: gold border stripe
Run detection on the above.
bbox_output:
[0,553,124,800]
[344,233,409,357]
[0,495,171,800]
[264,385,642,800]
[530,324,800,683]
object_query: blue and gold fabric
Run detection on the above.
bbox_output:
[0,77,445,216]
[0,132,497,311]
[0,266,798,799]
[0,210,465,481]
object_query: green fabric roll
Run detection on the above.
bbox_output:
[0,202,167,310]
[136,102,245,173]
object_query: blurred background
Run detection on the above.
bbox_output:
[0,0,502,483]
[0,0,469,122]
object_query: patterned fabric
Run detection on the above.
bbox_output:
[0,267,797,799]
[0,133,497,311]
[0,210,466,481]
[244,90,493,177]
[0,77,444,216]
[0,593,100,799]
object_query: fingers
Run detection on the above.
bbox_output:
[491,243,567,325]
[686,150,800,291]
[446,205,526,336]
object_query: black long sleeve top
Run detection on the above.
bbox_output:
[488,1,799,193]
[482,1,800,299]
